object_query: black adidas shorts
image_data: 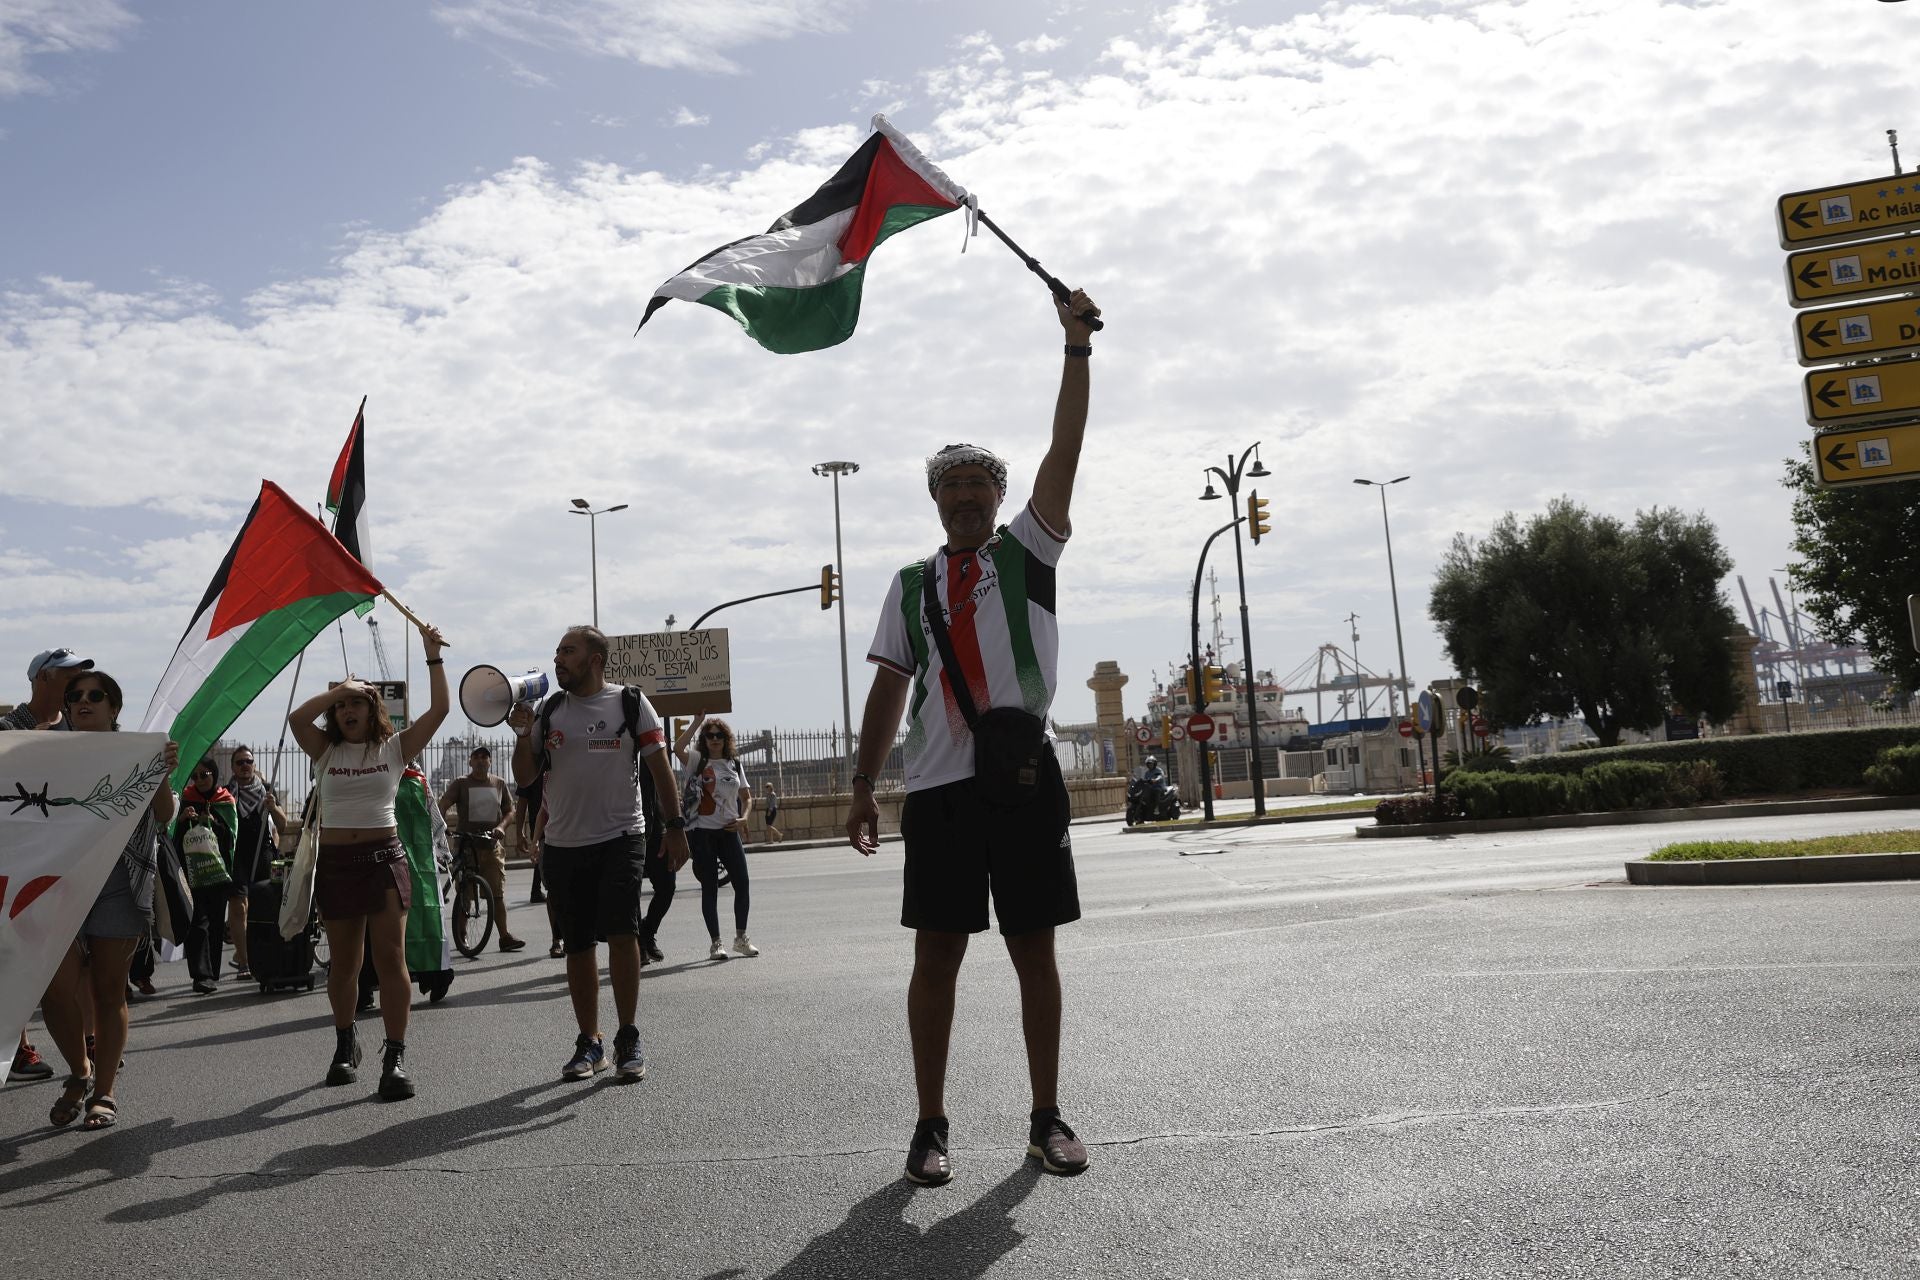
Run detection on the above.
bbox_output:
[900,752,1080,936]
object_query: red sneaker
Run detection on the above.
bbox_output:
[10,1043,54,1081]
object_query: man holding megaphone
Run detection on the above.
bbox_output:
[508,625,690,1084]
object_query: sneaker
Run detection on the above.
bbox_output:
[326,1026,361,1087]
[378,1039,415,1101]
[732,933,759,957]
[191,979,218,995]
[708,938,729,962]
[612,1025,647,1081]
[135,977,156,996]
[499,936,527,953]
[905,1116,953,1186]
[562,1034,608,1080]
[10,1043,54,1081]
[1027,1108,1090,1176]
[642,939,665,964]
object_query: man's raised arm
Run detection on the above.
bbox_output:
[1029,287,1100,537]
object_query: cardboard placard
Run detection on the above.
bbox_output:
[603,629,731,716]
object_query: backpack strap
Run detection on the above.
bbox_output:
[533,690,567,773]
[922,552,983,731]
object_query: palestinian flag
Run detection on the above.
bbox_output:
[140,480,382,791]
[638,114,967,354]
[326,397,374,617]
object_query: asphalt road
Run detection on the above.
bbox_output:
[5,809,1919,1278]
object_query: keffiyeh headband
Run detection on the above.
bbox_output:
[925,443,1008,496]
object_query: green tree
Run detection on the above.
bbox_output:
[1428,499,1740,747]
[1784,448,1920,695]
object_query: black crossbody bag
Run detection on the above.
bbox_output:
[921,553,1050,809]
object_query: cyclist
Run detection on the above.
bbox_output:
[439,746,522,952]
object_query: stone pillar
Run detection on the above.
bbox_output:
[1722,628,1766,735]
[1086,661,1130,774]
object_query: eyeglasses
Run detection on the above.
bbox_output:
[703,730,725,739]
[232,758,254,767]
[64,688,107,705]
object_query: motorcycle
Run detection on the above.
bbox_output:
[1125,774,1181,825]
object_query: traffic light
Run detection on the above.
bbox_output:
[1246,491,1271,544]
[820,563,840,610]
[1203,665,1226,705]
[1160,715,1172,749]
[1186,665,1202,706]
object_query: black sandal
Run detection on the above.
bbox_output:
[49,1074,92,1128]
[80,1094,118,1130]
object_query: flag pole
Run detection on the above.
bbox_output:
[268,647,307,796]
[379,588,440,642]
[971,208,1104,331]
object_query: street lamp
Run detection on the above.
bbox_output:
[1198,443,1272,817]
[568,498,628,628]
[1354,476,1415,787]
[813,461,860,777]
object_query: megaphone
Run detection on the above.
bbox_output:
[459,664,551,728]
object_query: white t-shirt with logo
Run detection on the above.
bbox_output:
[686,757,750,830]
[540,685,665,848]
[867,502,1068,792]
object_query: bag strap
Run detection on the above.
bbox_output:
[921,553,983,731]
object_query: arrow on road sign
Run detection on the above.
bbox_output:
[1792,295,1920,366]
[1785,200,1817,233]
[1778,174,1920,249]
[1785,232,1920,308]
[1813,379,1848,410]
[1803,359,1920,426]
[1797,260,1828,291]
[1824,438,1855,471]
[1806,318,1837,348]
[1812,421,1920,488]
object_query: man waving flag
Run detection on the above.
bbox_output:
[638,115,967,354]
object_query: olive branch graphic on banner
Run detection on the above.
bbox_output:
[5,750,170,820]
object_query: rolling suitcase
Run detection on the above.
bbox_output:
[247,878,316,993]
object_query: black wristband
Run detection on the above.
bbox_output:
[1064,344,1092,358]
[852,772,874,790]
[424,658,444,666]
[665,815,687,830]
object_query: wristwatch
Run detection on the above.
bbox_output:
[664,815,688,830]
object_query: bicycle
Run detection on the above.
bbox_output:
[444,831,496,959]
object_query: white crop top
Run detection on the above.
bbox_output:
[319,738,407,828]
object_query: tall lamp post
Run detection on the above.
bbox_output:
[813,461,860,777]
[1199,444,1271,816]
[569,498,628,628]
[1354,476,1415,787]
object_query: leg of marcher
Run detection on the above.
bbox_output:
[228,893,250,972]
[323,915,368,1028]
[84,936,138,1103]
[566,947,601,1035]
[609,934,641,1028]
[725,834,751,934]
[481,841,514,943]
[1004,928,1062,1112]
[41,941,90,1078]
[907,930,969,1121]
[367,891,411,1045]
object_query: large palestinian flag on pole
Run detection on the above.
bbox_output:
[140,480,382,791]
[637,114,968,354]
[327,397,375,617]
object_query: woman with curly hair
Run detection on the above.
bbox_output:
[684,717,757,962]
[288,619,449,1100]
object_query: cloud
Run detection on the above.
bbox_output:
[1016,34,1067,56]
[0,0,136,96]
[668,105,709,127]
[5,0,1917,738]
[432,0,855,74]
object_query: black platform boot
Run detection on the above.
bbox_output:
[379,1038,415,1100]
[325,1025,360,1086]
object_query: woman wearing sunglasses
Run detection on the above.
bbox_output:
[287,619,450,1100]
[685,718,757,962]
[43,670,179,1130]
[224,747,289,980]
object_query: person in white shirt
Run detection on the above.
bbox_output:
[288,619,450,1100]
[683,717,756,961]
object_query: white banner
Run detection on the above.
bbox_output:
[1,732,169,1082]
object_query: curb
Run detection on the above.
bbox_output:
[1357,793,1920,839]
[1626,850,1920,885]
[1119,808,1374,834]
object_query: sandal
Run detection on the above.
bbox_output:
[548,942,564,959]
[50,1074,92,1128]
[80,1095,117,1130]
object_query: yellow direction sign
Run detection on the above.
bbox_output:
[1778,174,1920,249]
[1802,358,1920,427]
[1785,232,1920,307]
[1813,421,1920,488]
[1794,295,1920,366]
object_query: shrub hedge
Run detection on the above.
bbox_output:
[1510,727,1920,795]
[1863,743,1920,795]
[1377,759,1730,825]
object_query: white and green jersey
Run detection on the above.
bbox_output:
[867,502,1069,791]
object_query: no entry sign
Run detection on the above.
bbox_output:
[1186,713,1216,742]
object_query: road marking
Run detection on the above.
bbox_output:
[1437,961,1920,978]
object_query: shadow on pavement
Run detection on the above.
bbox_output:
[0,1079,595,1221]
[764,1163,1044,1279]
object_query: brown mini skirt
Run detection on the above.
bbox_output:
[315,837,412,921]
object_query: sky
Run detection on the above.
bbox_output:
[2,0,1915,748]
